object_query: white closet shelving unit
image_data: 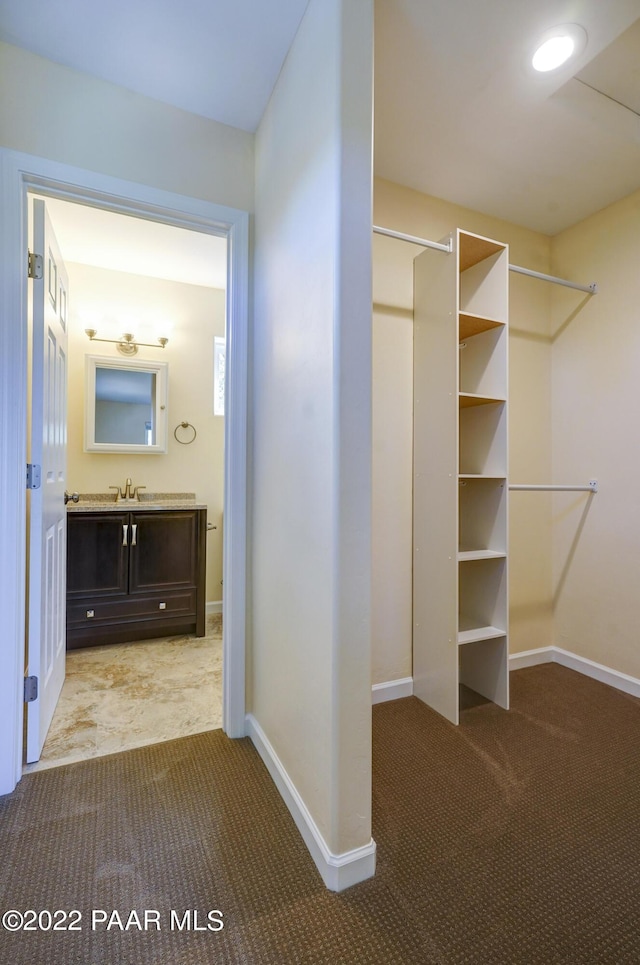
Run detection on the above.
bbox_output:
[413,229,509,724]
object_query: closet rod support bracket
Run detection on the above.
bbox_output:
[589,479,598,493]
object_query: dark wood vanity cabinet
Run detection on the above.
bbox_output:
[66,508,206,649]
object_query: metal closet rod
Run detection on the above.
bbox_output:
[372,225,598,295]
[509,481,598,493]
[508,263,597,295]
[373,224,452,253]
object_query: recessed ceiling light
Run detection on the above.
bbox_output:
[531,24,587,73]
[533,35,575,71]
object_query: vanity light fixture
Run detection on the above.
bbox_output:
[84,329,169,356]
[531,24,587,72]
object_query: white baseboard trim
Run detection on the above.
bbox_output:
[377,649,640,704]
[206,600,223,615]
[508,647,555,671]
[245,713,376,892]
[552,647,640,699]
[372,676,414,704]
[509,646,640,699]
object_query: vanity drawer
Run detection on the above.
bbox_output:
[67,589,197,627]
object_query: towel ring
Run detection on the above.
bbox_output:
[174,421,197,445]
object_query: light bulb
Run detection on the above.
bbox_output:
[532,35,575,72]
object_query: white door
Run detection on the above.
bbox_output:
[25,199,69,763]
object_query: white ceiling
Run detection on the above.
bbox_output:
[4,0,640,235]
[374,1,640,234]
[38,197,227,289]
[0,0,310,132]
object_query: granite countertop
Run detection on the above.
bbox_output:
[66,492,207,512]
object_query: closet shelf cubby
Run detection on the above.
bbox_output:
[459,312,505,341]
[458,234,504,272]
[459,392,506,408]
[458,549,506,561]
[457,623,506,646]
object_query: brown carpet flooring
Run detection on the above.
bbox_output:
[1,664,640,964]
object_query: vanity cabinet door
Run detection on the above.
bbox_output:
[128,511,199,593]
[67,512,129,598]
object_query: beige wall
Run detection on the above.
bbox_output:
[551,188,640,676]
[252,0,373,869]
[0,41,254,212]
[0,35,249,640]
[66,262,225,603]
[372,178,555,685]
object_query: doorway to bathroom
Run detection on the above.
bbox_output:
[0,151,250,796]
[24,193,229,772]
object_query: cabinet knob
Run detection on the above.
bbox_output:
[159,602,166,610]
[86,610,94,618]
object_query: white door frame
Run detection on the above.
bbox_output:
[0,149,249,795]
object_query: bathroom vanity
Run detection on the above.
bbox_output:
[66,496,207,650]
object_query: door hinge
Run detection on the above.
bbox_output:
[28,251,43,280]
[24,676,38,703]
[26,463,41,490]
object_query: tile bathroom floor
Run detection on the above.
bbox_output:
[24,613,223,774]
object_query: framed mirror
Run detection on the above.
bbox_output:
[84,355,168,454]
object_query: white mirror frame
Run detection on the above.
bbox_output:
[84,354,169,454]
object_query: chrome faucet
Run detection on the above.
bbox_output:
[109,478,146,502]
